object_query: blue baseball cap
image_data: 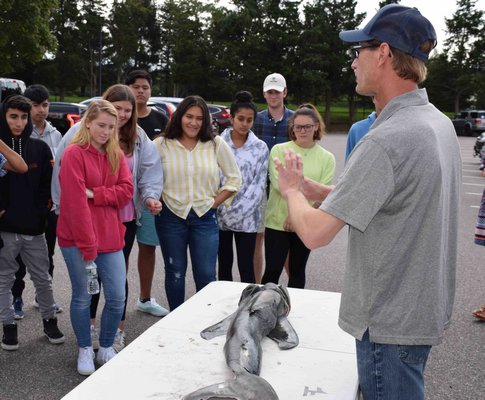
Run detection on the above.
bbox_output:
[339,4,436,62]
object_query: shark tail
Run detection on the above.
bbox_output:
[182,371,279,400]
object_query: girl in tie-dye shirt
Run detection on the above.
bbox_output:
[217,91,269,283]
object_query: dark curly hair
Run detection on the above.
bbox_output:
[230,91,257,119]
[164,95,214,142]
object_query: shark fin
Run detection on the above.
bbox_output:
[267,316,299,349]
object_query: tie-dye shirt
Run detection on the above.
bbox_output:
[0,153,7,177]
[218,128,269,232]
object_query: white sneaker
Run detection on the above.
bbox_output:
[112,329,125,353]
[136,298,169,317]
[96,346,117,366]
[77,346,95,375]
[90,325,99,350]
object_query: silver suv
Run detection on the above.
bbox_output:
[451,110,485,136]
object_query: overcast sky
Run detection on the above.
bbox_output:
[111,0,484,51]
[212,1,485,51]
[354,0,485,50]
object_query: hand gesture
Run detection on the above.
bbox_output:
[274,149,304,200]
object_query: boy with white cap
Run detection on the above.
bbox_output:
[253,73,294,151]
[252,73,294,283]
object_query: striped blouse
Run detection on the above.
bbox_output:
[154,135,241,219]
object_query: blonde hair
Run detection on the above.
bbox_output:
[390,40,435,84]
[70,100,122,173]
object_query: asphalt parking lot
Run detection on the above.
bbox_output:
[0,132,484,400]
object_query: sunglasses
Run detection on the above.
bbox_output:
[347,44,380,60]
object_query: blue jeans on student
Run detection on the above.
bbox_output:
[61,246,126,348]
[155,207,218,310]
[356,330,432,400]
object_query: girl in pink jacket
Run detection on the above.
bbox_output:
[57,100,133,375]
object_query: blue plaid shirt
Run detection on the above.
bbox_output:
[0,153,7,177]
[253,108,294,152]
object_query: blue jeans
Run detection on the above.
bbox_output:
[356,330,432,400]
[61,246,126,348]
[155,207,218,310]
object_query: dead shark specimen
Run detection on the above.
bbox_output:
[183,283,299,400]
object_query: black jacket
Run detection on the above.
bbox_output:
[0,104,53,235]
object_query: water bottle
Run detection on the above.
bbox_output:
[85,261,100,295]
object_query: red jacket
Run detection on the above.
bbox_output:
[57,144,134,261]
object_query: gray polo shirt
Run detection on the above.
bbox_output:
[321,89,461,345]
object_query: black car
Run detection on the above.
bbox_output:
[47,102,87,135]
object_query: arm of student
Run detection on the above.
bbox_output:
[145,197,162,215]
[216,137,241,206]
[212,189,234,209]
[92,154,134,208]
[38,143,54,214]
[0,139,27,173]
[136,133,163,206]
[302,177,334,202]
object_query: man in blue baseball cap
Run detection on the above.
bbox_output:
[270,4,462,399]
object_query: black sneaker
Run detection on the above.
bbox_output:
[43,318,65,344]
[2,323,19,351]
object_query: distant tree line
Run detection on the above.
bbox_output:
[1,0,484,124]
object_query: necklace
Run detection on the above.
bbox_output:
[12,137,22,157]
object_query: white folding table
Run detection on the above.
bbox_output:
[62,281,359,400]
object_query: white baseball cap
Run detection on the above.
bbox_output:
[263,73,286,92]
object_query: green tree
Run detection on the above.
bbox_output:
[300,0,365,125]
[107,0,162,83]
[425,54,458,112]
[0,0,58,74]
[159,0,212,97]
[204,6,249,99]
[206,0,302,101]
[443,0,484,111]
[77,0,107,96]
[48,0,84,100]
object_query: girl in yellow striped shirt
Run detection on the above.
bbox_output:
[154,96,241,310]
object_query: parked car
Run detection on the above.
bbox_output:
[451,110,485,136]
[150,96,184,108]
[148,97,177,119]
[208,104,231,133]
[0,77,25,102]
[79,96,101,106]
[47,102,87,135]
